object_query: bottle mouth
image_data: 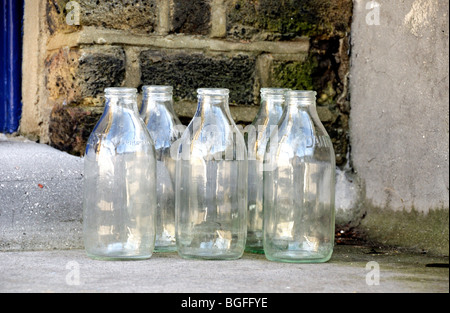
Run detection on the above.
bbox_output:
[197,88,230,96]
[285,90,317,107]
[286,90,317,99]
[142,85,173,94]
[261,88,290,95]
[105,87,137,96]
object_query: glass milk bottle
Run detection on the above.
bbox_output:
[83,87,157,260]
[175,88,248,260]
[263,90,335,263]
[140,86,184,252]
[245,88,288,253]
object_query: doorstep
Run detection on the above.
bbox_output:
[0,245,448,293]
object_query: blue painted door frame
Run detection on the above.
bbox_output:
[1,0,23,133]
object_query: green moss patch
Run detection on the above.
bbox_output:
[360,205,449,256]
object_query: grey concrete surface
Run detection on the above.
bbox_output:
[350,0,449,212]
[0,136,84,251]
[0,245,448,293]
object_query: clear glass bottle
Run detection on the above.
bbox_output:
[140,85,183,252]
[83,87,157,261]
[245,88,289,253]
[175,88,248,260]
[263,90,335,263]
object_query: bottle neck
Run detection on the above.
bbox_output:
[196,88,230,113]
[105,88,138,113]
[260,88,288,115]
[141,86,175,115]
[285,90,317,112]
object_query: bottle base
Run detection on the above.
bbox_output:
[245,246,265,254]
[85,245,153,261]
[246,232,264,253]
[86,252,152,261]
[264,250,333,263]
[154,245,177,253]
[177,248,243,261]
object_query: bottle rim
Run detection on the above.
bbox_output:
[197,88,230,96]
[105,87,137,95]
[142,85,173,94]
[261,88,290,95]
[286,90,317,99]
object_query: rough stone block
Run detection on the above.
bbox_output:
[49,105,104,157]
[140,50,257,105]
[226,0,353,40]
[46,46,126,106]
[47,0,158,35]
[46,0,81,34]
[170,0,211,35]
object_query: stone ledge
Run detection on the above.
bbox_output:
[47,27,310,55]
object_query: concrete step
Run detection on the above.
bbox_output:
[0,245,448,293]
[0,136,83,251]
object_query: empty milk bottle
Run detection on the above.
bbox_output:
[83,87,157,261]
[140,85,184,252]
[245,88,289,253]
[263,90,336,263]
[175,88,248,260]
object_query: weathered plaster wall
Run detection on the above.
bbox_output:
[350,0,449,254]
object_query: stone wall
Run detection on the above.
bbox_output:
[22,0,353,165]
